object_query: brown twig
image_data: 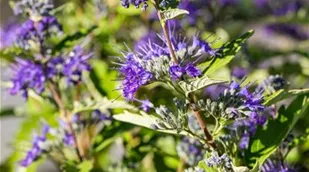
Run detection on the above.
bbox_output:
[152,0,216,149]
[153,1,179,64]
[48,82,84,161]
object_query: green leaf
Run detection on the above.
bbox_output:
[244,94,309,169]
[78,160,94,172]
[53,25,97,52]
[202,30,254,75]
[160,8,189,21]
[263,88,309,106]
[198,161,218,172]
[72,98,137,114]
[178,75,227,95]
[113,111,189,136]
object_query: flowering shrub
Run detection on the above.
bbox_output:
[0,0,308,171]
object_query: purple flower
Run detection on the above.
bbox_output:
[261,159,296,172]
[63,132,75,146]
[119,53,153,100]
[20,124,50,167]
[135,99,154,112]
[46,56,64,79]
[232,67,248,79]
[184,63,201,77]
[37,16,62,36]
[10,58,46,98]
[177,137,205,166]
[192,36,216,56]
[63,46,93,84]
[0,21,20,49]
[204,152,232,170]
[13,0,54,16]
[169,65,184,80]
[239,133,250,149]
[91,109,109,121]
[120,0,148,10]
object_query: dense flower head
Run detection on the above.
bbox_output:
[13,0,54,16]
[20,124,50,167]
[119,53,153,100]
[10,58,46,98]
[204,152,232,170]
[216,81,272,149]
[119,31,215,99]
[177,137,205,166]
[63,46,93,84]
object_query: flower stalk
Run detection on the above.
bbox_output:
[152,0,216,149]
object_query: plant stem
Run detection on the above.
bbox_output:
[152,0,216,149]
[153,1,179,64]
[192,107,217,149]
[48,82,84,162]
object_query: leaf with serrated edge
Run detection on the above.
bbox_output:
[244,94,309,169]
[178,75,226,95]
[114,111,190,136]
[202,30,254,75]
[160,9,189,21]
[263,88,309,106]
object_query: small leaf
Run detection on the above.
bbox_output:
[198,161,218,172]
[178,75,226,95]
[72,98,137,114]
[263,88,309,106]
[160,8,189,21]
[113,111,189,136]
[78,160,94,172]
[244,94,309,169]
[202,30,254,75]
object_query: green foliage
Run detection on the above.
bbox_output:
[178,75,227,96]
[159,8,189,22]
[53,25,98,53]
[263,88,309,106]
[244,94,309,170]
[202,30,254,75]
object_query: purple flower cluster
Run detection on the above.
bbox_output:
[261,159,296,172]
[0,21,20,49]
[177,137,205,166]
[63,46,93,84]
[20,124,50,167]
[204,152,232,170]
[119,31,215,100]
[10,58,46,98]
[119,53,153,100]
[10,46,92,98]
[169,63,201,80]
[13,0,53,16]
[16,16,62,49]
[220,81,270,149]
[120,0,148,10]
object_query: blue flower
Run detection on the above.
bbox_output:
[169,65,184,80]
[20,124,50,167]
[46,56,64,79]
[184,63,201,77]
[177,137,205,166]
[10,58,46,98]
[231,67,248,79]
[119,53,153,100]
[63,46,93,84]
